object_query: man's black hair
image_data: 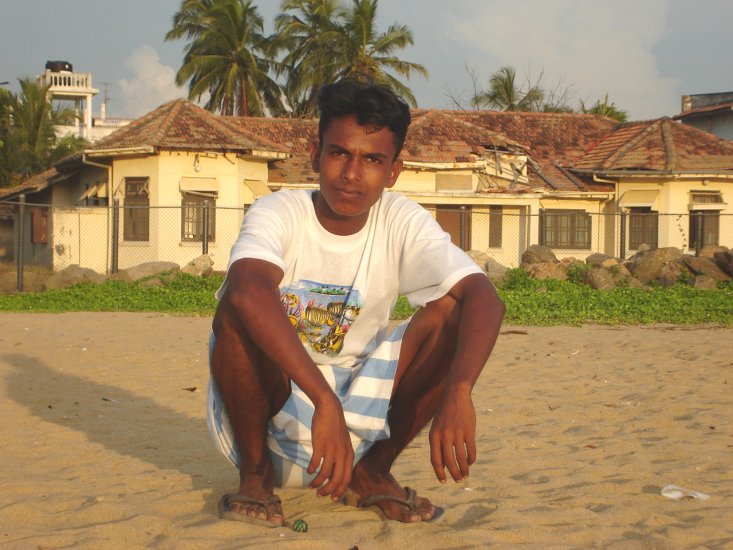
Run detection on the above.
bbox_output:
[317,80,411,158]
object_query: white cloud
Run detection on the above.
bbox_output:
[447,0,680,119]
[117,45,187,118]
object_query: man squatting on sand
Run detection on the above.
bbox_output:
[206,80,505,526]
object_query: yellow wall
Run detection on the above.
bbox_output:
[617,176,733,253]
[112,151,269,272]
[538,196,615,261]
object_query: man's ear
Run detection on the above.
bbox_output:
[386,158,403,189]
[309,140,321,173]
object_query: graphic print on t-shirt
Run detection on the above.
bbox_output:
[281,279,363,356]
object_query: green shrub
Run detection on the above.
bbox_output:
[1,271,731,326]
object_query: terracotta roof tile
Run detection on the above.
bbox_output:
[448,110,618,191]
[0,167,59,200]
[90,99,289,154]
[233,117,319,184]
[674,101,733,119]
[573,117,733,173]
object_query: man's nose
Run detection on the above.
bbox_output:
[342,157,362,181]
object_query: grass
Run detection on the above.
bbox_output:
[0,270,731,326]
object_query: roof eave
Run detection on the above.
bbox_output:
[587,169,733,179]
[85,146,156,157]
[403,160,486,170]
[239,150,291,161]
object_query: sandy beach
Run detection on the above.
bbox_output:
[0,312,731,549]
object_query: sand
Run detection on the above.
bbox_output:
[0,312,731,549]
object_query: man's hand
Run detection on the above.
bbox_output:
[428,388,477,483]
[308,394,355,500]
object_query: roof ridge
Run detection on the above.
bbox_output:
[150,100,184,145]
[221,115,296,152]
[660,118,677,171]
[601,119,662,170]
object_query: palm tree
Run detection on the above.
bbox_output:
[165,0,216,41]
[274,0,428,113]
[471,66,544,112]
[0,79,83,186]
[335,0,427,106]
[272,0,346,117]
[580,94,628,123]
[167,0,284,116]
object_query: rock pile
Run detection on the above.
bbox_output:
[500,244,733,290]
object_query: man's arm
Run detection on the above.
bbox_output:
[428,272,505,483]
[222,258,355,498]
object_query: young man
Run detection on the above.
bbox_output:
[207,80,505,526]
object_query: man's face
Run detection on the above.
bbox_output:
[310,114,403,235]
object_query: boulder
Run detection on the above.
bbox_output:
[692,275,718,290]
[467,250,509,284]
[45,265,107,290]
[585,253,620,269]
[625,247,683,283]
[467,250,492,270]
[699,244,728,259]
[523,261,567,281]
[521,245,557,265]
[658,261,685,288]
[681,255,731,282]
[182,254,214,277]
[485,257,509,285]
[713,250,733,278]
[582,267,616,290]
[113,261,180,282]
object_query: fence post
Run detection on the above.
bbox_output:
[202,204,209,255]
[459,205,466,250]
[111,198,119,273]
[16,194,25,292]
[619,211,626,259]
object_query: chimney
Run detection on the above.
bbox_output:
[681,95,692,113]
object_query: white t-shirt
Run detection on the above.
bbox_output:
[224,189,483,367]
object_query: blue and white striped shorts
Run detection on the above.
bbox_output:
[206,321,409,488]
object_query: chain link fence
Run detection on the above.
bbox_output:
[3,200,732,291]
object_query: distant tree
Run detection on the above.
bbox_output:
[167,0,284,116]
[0,79,84,187]
[272,0,346,117]
[273,0,428,114]
[165,0,216,41]
[580,94,628,123]
[471,66,545,112]
[334,0,428,105]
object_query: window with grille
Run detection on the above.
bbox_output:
[690,191,723,204]
[540,209,591,249]
[181,192,216,242]
[123,177,149,241]
[689,210,719,249]
[489,205,503,248]
[629,207,658,249]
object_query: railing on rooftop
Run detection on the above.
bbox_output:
[36,70,93,90]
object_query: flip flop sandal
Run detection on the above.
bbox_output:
[354,486,445,522]
[217,493,283,527]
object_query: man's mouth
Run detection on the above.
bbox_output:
[334,188,360,198]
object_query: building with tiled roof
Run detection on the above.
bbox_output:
[2,98,732,273]
[674,91,733,141]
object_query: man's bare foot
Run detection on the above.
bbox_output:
[218,492,284,527]
[347,462,440,523]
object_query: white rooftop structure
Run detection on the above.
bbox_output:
[36,61,130,142]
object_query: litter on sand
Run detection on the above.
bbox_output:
[661,484,710,500]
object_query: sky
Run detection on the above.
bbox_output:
[1,0,732,122]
